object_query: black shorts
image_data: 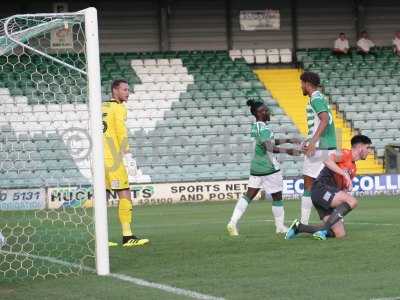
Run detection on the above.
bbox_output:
[311,181,340,220]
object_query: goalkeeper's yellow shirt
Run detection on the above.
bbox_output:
[102,99,129,160]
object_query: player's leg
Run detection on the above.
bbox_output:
[116,188,134,238]
[319,191,356,231]
[312,189,355,240]
[227,176,261,236]
[301,150,331,224]
[264,171,287,234]
[106,159,149,247]
[116,188,150,247]
[270,191,287,233]
[324,216,345,238]
[286,180,333,240]
[301,175,314,224]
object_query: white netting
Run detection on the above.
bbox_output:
[0,12,95,281]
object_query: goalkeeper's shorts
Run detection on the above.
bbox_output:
[104,158,129,190]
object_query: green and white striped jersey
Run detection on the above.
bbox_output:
[306,91,337,149]
[250,122,280,176]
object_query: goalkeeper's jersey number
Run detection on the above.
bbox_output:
[102,112,108,133]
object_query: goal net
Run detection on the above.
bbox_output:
[0,8,109,281]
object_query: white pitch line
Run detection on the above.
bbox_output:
[0,250,225,300]
[371,297,400,300]
[134,218,400,229]
[262,219,400,227]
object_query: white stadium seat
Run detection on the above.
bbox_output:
[131,66,146,74]
[0,88,10,95]
[140,74,154,83]
[143,59,157,66]
[229,49,242,60]
[280,48,292,63]
[267,49,280,63]
[61,104,75,112]
[131,59,143,66]
[161,66,175,74]
[254,49,267,64]
[159,83,174,92]
[170,59,182,66]
[241,49,255,64]
[157,59,170,66]
[141,66,158,75]
[134,85,147,92]
[167,74,180,83]
[172,83,186,92]
[47,104,61,113]
[153,74,168,83]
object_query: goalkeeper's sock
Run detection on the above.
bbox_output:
[118,197,133,237]
[229,194,251,225]
[271,200,285,229]
[300,190,313,225]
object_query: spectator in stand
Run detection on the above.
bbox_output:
[357,31,376,56]
[333,33,350,56]
[393,31,400,56]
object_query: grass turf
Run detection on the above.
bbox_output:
[1,195,399,300]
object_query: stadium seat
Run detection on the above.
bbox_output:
[267,49,280,64]
[241,49,255,64]
[280,49,292,63]
[254,49,267,64]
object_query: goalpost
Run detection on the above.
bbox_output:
[0,7,109,279]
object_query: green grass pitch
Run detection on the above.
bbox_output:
[1,195,399,300]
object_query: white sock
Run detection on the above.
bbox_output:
[272,201,285,228]
[229,195,249,225]
[300,196,313,225]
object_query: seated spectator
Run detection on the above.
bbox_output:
[333,32,350,56]
[393,31,400,56]
[357,31,376,56]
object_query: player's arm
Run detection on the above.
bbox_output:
[306,98,330,156]
[115,107,137,176]
[324,151,344,175]
[263,141,302,156]
[114,107,129,154]
[275,138,302,145]
[308,111,329,146]
[324,151,352,188]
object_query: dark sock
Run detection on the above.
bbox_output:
[323,202,352,231]
[326,229,335,238]
[298,223,324,234]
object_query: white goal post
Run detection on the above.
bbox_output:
[0,7,109,277]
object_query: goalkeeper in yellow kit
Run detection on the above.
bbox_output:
[102,79,149,247]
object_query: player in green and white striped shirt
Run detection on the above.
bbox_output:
[300,72,337,225]
[227,100,302,236]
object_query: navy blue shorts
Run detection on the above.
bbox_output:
[311,181,340,220]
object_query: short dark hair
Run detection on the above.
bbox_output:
[111,79,128,93]
[300,72,320,87]
[361,30,367,35]
[351,135,372,147]
[339,32,345,35]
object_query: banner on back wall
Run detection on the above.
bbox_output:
[0,188,46,210]
[50,26,73,49]
[47,186,94,209]
[240,9,280,31]
[45,174,400,209]
[351,174,400,196]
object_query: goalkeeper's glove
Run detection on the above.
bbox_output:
[123,153,137,177]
